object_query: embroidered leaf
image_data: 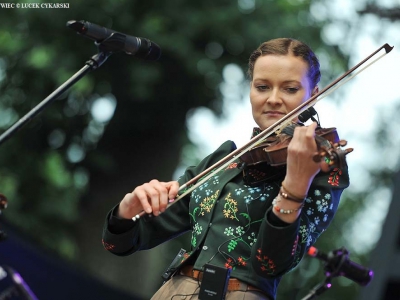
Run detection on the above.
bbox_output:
[227,240,238,252]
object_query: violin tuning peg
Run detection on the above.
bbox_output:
[345,148,354,155]
[312,153,322,163]
[339,140,348,147]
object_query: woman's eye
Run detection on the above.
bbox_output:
[286,87,299,93]
[256,85,268,91]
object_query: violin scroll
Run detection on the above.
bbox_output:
[313,139,354,170]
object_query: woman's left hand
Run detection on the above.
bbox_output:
[284,122,325,196]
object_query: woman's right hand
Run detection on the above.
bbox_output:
[117,180,180,219]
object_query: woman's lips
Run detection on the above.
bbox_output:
[264,111,285,117]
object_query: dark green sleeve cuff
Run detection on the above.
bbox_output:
[108,204,137,234]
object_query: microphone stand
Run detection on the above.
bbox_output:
[0,33,126,147]
[0,33,126,242]
[301,247,350,300]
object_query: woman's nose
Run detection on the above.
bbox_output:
[266,89,282,105]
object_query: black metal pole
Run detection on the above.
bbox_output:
[0,51,110,147]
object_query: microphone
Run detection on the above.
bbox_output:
[308,246,374,286]
[66,20,161,61]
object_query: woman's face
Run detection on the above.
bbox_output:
[250,54,317,130]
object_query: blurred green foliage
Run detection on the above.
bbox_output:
[2,0,392,299]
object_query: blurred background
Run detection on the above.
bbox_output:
[0,0,400,299]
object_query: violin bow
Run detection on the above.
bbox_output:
[133,43,393,220]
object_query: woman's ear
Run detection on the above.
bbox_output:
[312,86,319,96]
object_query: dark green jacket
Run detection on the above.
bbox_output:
[102,140,349,299]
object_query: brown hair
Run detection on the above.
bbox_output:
[247,38,321,88]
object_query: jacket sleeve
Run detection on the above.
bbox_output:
[252,166,350,277]
[101,140,237,256]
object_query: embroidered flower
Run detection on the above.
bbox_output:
[235,188,244,195]
[248,187,262,194]
[223,193,239,220]
[212,176,220,185]
[307,207,314,216]
[198,182,209,191]
[323,214,329,222]
[259,193,267,201]
[225,258,234,269]
[256,249,276,274]
[328,168,342,186]
[224,227,234,236]
[102,239,115,251]
[226,163,238,169]
[248,232,257,246]
[235,226,245,235]
[237,256,247,266]
[193,223,203,235]
[316,199,328,213]
[244,195,253,204]
[197,190,219,216]
[299,225,309,244]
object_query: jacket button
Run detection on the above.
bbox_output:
[202,246,208,250]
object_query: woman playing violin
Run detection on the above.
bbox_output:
[102,38,349,300]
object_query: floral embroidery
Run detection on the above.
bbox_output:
[212,176,220,185]
[246,168,267,182]
[223,193,239,220]
[291,235,299,255]
[224,256,247,269]
[328,168,342,186]
[102,239,115,251]
[259,193,268,201]
[193,223,203,235]
[225,258,234,269]
[299,225,309,244]
[323,214,328,222]
[191,223,204,248]
[226,163,238,169]
[195,190,219,217]
[256,249,276,274]
[228,240,238,252]
[235,188,244,195]
[307,207,314,215]
[237,256,247,266]
[248,186,262,194]
[316,198,328,213]
[236,226,245,235]
[181,140,345,279]
[224,227,234,236]
[244,195,254,204]
[248,232,257,246]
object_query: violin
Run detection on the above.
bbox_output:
[240,123,354,170]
